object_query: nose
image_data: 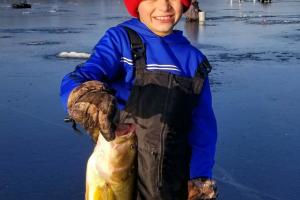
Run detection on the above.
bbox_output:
[157,0,172,12]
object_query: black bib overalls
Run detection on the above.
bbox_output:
[119,27,211,200]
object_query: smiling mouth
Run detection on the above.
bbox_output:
[153,15,174,22]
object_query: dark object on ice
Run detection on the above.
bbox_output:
[258,0,272,3]
[12,1,32,9]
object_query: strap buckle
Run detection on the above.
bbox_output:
[197,58,212,78]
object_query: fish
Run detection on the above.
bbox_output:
[85,123,137,200]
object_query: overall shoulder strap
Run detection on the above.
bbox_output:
[195,57,212,78]
[122,26,146,76]
[193,57,212,94]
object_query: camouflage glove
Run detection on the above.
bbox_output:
[188,178,218,200]
[67,80,117,142]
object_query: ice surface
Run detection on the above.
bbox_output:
[0,0,299,200]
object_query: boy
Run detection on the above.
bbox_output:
[60,0,218,199]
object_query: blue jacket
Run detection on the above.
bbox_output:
[60,18,217,179]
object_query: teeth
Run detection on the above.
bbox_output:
[155,16,171,20]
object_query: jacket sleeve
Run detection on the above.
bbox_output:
[188,77,218,179]
[60,28,123,111]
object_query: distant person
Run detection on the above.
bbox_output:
[60,0,218,199]
[185,0,201,22]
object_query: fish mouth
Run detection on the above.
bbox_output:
[115,123,136,137]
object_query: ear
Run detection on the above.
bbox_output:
[136,4,141,19]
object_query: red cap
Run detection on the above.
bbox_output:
[123,0,191,17]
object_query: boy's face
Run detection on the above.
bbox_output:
[138,0,183,37]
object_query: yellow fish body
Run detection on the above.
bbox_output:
[85,124,137,200]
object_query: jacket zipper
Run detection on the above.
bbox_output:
[158,74,174,189]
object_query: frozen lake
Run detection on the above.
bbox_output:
[0,0,299,199]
